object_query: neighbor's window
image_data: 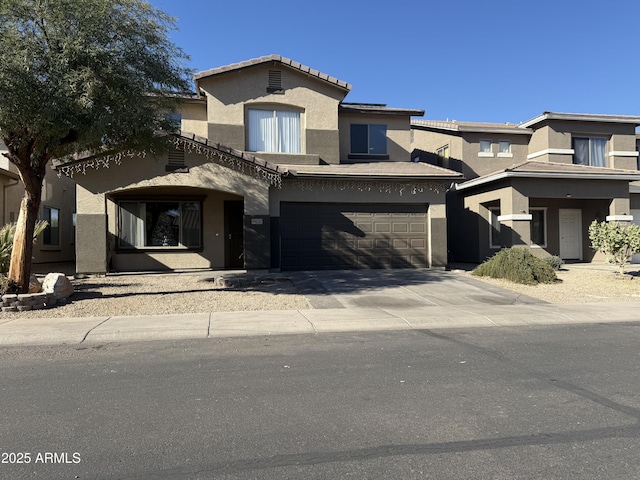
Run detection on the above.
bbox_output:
[436,144,450,159]
[499,140,511,154]
[573,137,607,167]
[350,124,387,155]
[489,207,501,248]
[479,140,492,156]
[248,108,301,153]
[436,144,450,168]
[530,208,547,247]
[118,201,201,249]
[42,206,60,246]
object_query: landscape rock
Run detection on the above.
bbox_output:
[29,274,42,293]
[42,273,74,300]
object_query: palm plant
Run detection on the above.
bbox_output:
[0,221,48,274]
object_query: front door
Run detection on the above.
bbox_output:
[559,209,582,260]
[224,200,244,269]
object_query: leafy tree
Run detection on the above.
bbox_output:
[0,0,192,292]
[588,220,640,275]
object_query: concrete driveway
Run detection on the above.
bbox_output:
[288,269,543,310]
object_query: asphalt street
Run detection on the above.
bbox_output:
[2,323,640,479]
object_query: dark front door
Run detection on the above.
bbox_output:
[224,200,244,268]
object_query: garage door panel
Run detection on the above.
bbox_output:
[280,203,428,270]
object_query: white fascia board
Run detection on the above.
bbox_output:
[527,148,574,160]
[456,171,640,191]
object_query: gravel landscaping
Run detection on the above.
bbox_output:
[1,262,639,319]
[466,263,640,304]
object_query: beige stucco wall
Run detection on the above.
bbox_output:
[179,101,208,138]
[527,120,638,168]
[196,64,347,165]
[411,128,463,160]
[460,132,529,179]
[73,150,271,273]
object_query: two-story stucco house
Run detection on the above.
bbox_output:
[0,141,76,266]
[412,112,640,264]
[63,55,461,274]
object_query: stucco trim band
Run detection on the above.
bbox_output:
[609,151,639,157]
[527,148,574,160]
[497,214,532,221]
[606,215,634,221]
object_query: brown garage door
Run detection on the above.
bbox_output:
[280,203,428,270]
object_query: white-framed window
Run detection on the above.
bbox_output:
[118,200,202,249]
[572,137,607,167]
[437,144,450,168]
[42,206,60,246]
[530,208,547,247]
[437,144,450,159]
[479,140,494,157]
[248,108,301,153]
[498,140,512,157]
[350,124,387,155]
[489,207,501,248]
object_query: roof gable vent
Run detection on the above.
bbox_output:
[267,70,283,93]
[166,147,188,172]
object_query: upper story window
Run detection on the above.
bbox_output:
[573,137,607,167]
[498,140,512,157]
[247,108,301,153]
[350,124,387,156]
[437,144,450,168]
[479,140,493,157]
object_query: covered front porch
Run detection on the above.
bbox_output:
[454,161,640,263]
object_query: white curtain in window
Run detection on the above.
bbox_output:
[591,138,606,167]
[119,202,142,248]
[277,111,300,153]
[573,138,589,165]
[248,109,275,152]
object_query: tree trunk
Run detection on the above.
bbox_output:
[7,167,44,293]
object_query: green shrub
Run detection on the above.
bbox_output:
[472,248,557,285]
[0,220,49,274]
[543,255,563,271]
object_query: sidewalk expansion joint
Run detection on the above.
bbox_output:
[297,310,317,334]
[80,317,112,344]
[380,309,413,328]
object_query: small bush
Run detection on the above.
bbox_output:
[472,248,557,285]
[543,255,563,271]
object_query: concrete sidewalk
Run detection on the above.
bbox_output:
[0,302,639,346]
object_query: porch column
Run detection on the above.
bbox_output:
[498,189,531,247]
[607,197,633,223]
[76,185,107,274]
[428,203,447,267]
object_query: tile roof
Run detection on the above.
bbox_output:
[340,103,424,116]
[456,160,640,190]
[520,111,640,128]
[412,119,532,135]
[281,162,463,180]
[194,54,352,91]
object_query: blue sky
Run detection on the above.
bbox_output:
[150,0,640,125]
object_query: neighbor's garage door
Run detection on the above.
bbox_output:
[280,203,428,270]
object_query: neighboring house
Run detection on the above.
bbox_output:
[62,55,461,274]
[0,141,76,265]
[412,112,640,264]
